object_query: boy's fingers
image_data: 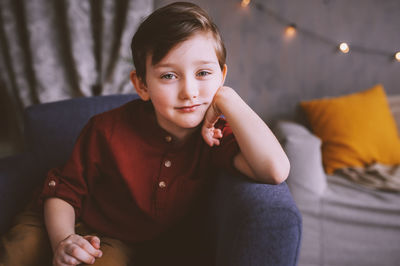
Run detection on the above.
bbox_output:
[202,125,223,147]
[59,253,81,265]
[84,235,101,250]
[78,237,102,258]
[66,244,96,264]
[213,129,222,138]
[206,135,215,146]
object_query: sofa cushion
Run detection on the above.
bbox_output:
[24,94,138,174]
[300,84,400,174]
[388,94,400,133]
[274,121,327,195]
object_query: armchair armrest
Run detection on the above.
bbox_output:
[0,153,42,234]
[274,120,327,196]
[210,171,302,266]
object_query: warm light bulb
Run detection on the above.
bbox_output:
[284,24,297,38]
[395,52,400,62]
[339,42,350,53]
[241,0,251,8]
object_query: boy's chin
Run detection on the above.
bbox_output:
[180,121,203,129]
[177,118,204,130]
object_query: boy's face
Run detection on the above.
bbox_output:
[132,32,227,139]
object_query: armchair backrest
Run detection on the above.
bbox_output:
[24,94,139,176]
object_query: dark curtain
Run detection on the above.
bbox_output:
[0,0,152,154]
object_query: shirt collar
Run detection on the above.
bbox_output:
[135,100,202,150]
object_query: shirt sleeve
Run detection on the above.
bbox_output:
[37,117,104,218]
[211,118,241,175]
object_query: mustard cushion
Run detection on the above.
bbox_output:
[300,84,400,174]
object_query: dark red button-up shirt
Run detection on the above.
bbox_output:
[38,99,239,243]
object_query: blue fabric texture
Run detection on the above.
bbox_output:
[210,172,302,266]
[23,94,138,174]
[0,153,40,234]
[0,94,301,265]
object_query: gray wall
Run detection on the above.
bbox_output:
[155,0,400,123]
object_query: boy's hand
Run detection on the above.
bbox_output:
[201,87,226,147]
[53,234,102,266]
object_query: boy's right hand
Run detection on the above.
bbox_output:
[53,234,103,266]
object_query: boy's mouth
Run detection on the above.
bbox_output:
[175,104,201,112]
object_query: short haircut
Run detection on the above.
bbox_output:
[131,1,226,84]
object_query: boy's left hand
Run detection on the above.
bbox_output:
[201,87,225,146]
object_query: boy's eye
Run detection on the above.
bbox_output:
[161,73,176,80]
[197,71,211,77]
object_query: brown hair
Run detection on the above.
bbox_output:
[131,2,226,84]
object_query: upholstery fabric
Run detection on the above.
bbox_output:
[274,121,327,196]
[211,173,302,266]
[388,94,400,133]
[275,118,400,266]
[0,153,39,233]
[24,94,137,175]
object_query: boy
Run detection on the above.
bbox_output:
[0,2,289,265]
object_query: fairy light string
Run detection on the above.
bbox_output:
[240,0,400,62]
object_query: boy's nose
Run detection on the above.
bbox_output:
[179,77,199,99]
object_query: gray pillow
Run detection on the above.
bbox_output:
[274,120,327,196]
[388,95,400,134]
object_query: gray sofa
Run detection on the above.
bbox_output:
[274,95,400,266]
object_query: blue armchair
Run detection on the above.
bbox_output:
[0,94,301,265]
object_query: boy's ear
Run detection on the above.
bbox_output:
[130,70,150,101]
[221,64,228,85]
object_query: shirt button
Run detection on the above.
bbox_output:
[165,135,172,142]
[48,180,56,187]
[164,160,172,168]
[159,181,167,188]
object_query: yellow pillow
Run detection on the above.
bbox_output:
[300,84,400,174]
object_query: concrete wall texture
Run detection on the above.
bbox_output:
[155,0,400,123]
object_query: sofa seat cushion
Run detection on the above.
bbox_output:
[294,173,400,266]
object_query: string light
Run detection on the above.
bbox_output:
[241,0,251,8]
[395,52,400,62]
[246,1,399,62]
[338,42,350,54]
[284,24,297,38]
